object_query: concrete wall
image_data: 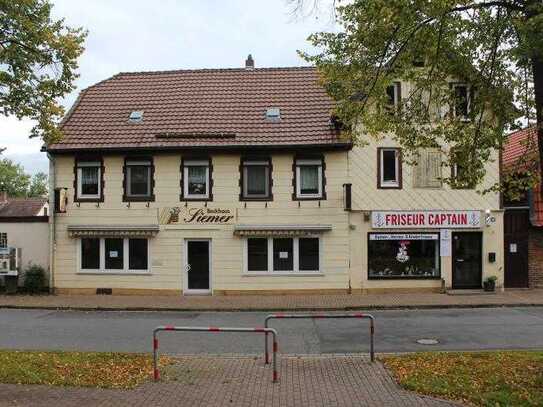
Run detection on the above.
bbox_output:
[0,222,50,284]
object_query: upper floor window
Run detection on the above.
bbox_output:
[0,233,7,248]
[181,158,212,200]
[385,82,401,112]
[75,159,102,201]
[378,148,402,189]
[450,149,475,189]
[452,83,471,120]
[240,157,272,200]
[124,158,154,201]
[293,157,325,200]
[413,148,443,189]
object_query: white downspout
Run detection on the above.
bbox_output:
[47,152,55,293]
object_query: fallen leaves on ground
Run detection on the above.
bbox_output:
[0,350,172,389]
[382,351,543,407]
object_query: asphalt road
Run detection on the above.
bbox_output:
[1,307,542,355]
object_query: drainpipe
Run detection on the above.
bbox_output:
[47,152,55,293]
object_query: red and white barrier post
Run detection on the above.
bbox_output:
[152,325,280,383]
[264,312,375,364]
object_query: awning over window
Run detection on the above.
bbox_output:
[233,224,332,237]
[67,225,160,238]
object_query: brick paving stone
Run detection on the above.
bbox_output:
[0,355,462,407]
[0,289,541,312]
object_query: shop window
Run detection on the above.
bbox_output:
[299,238,319,271]
[247,238,268,272]
[368,233,440,279]
[129,239,149,270]
[294,157,325,200]
[79,237,149,272]
[273,238,294,271]
[241,158,272,200]
[76,160,102,200]
[181,159,211,200]
[452,83,471,120]
[124,158,154,200]
[105,238,124,269]
[81,238,100,270]
[378,148,401,188]
[245,237,321,273]
[0,233,7,248]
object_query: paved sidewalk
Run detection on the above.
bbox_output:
[0,355,460,407]
[0,289,541,311]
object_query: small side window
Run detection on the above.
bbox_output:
[385,82,401,112]
[452,83,470,120]
[378,148,401,189]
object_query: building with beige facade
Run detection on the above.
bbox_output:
[46,58,503,296]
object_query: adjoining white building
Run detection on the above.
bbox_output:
[0,193,49,286]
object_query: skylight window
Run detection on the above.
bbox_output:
[128,111,144,123]
[265,107,280,121]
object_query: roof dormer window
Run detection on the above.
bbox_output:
[128,111,144,123]
[265,107,280,121]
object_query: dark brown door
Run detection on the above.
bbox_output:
[504,209,529,288]
[187,240,210,291]
[452,232,483,289]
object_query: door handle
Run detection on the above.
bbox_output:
[456,259,464,262]
[186,264,191,273]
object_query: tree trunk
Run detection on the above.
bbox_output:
[534,54,543,189]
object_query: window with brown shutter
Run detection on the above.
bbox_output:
[413,149,442,188]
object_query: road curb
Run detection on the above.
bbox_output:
[0,302,541,312]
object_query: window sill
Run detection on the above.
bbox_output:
[179,196,213,202]
[368,276,441,280]
[77,271,151,276]
[243,272,324,277]
[123,195,156,202]
[74,198,103,203]
[292,196,326,201]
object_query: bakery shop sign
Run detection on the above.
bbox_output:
[372,210,481,229]
[160,207,235,225]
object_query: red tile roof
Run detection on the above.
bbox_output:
[503,126,543,226]
[48,67,350,152]
[502,126,539,168]
[0,198,47,217]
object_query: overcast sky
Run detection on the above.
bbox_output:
[0,0,337,174]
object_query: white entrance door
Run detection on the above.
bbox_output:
[184,239,211,295]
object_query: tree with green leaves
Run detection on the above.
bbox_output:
[0,0,86,144]
[0,158,47,197]
[300,0,543,195]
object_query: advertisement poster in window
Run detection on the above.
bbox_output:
[368,233,440,279]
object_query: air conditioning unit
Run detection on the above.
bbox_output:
[0,247,20,277]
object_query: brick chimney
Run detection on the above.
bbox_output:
[245,54,254,70]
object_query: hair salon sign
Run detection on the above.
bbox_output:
[160,207,236,225]
[371,210,481,229]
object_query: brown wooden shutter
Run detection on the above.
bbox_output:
[413,149,442,188]
[426,149,443,188]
